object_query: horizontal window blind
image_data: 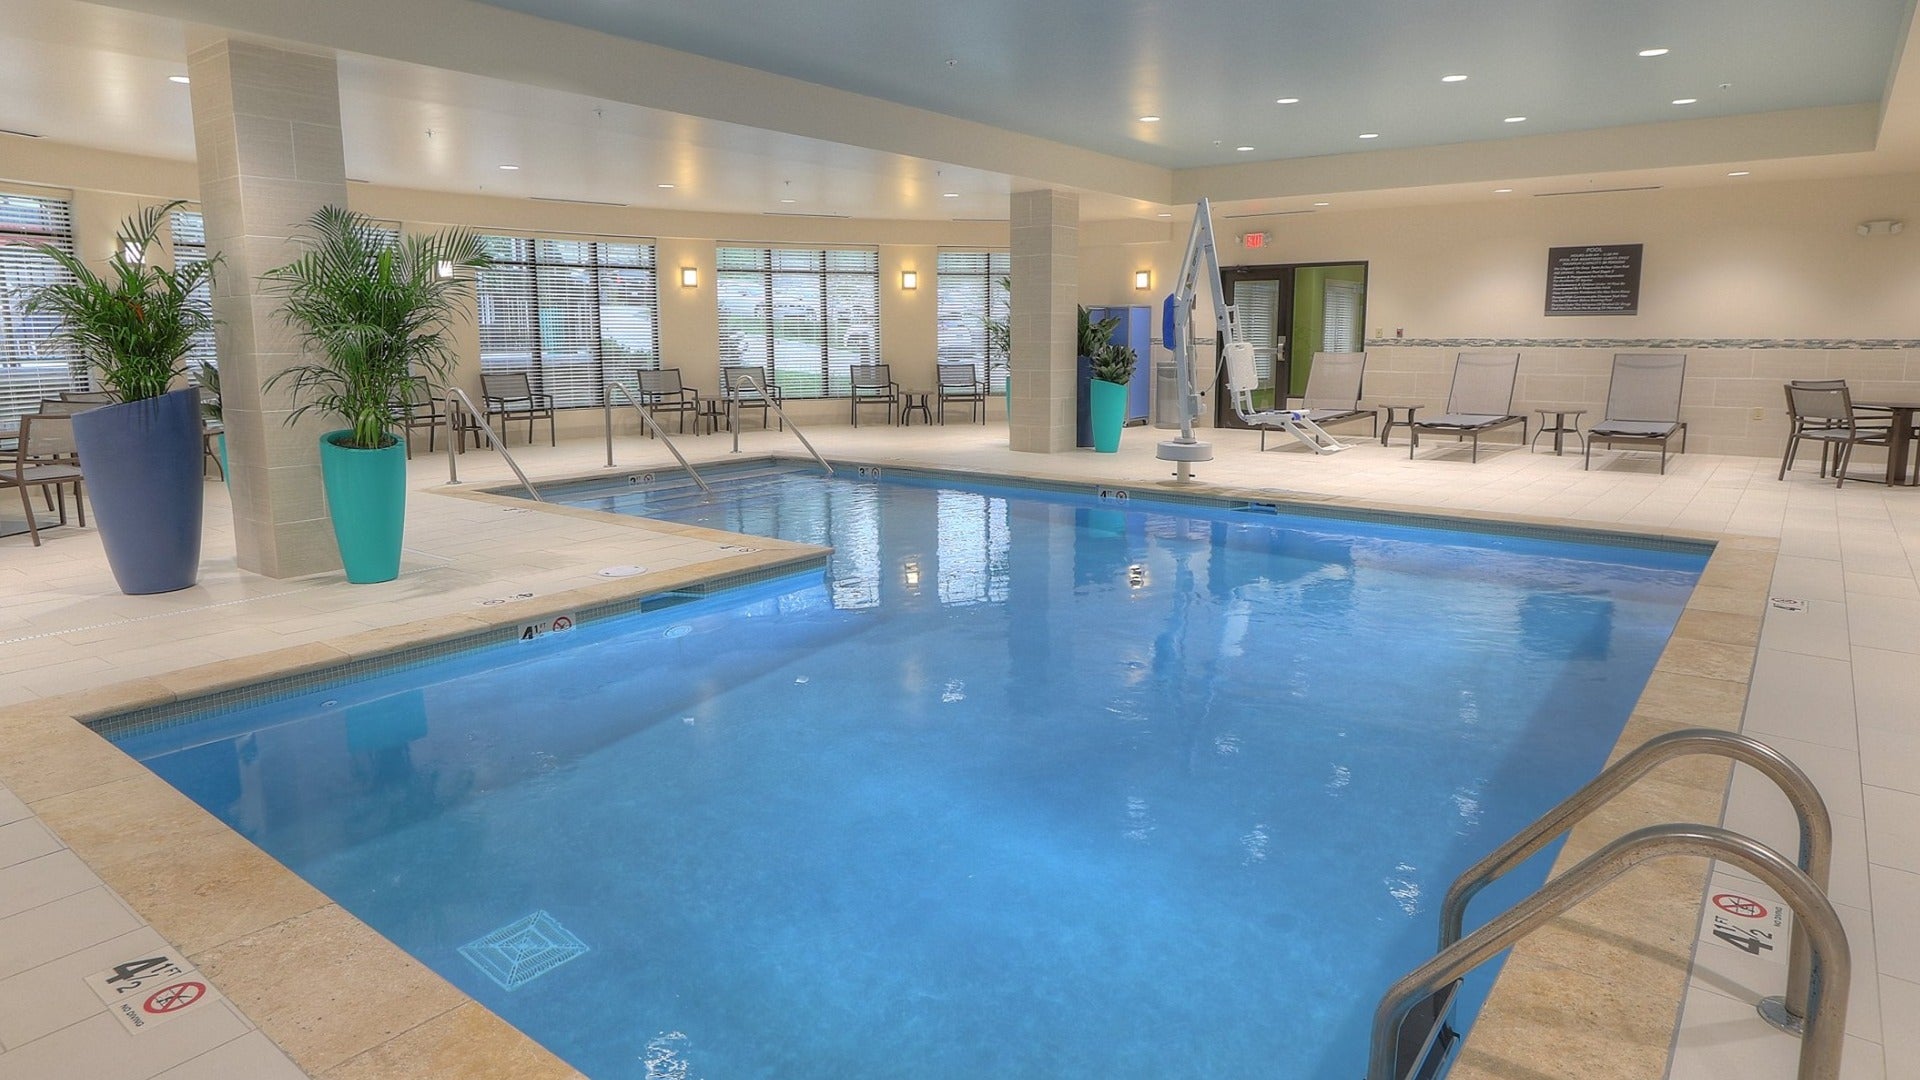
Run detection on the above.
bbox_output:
[716,246,878,398]
[935,251,1010,392]
[476,234,659,408]
[1323,279,1364,354]
[169,208,217,384]
[0,193,84,423]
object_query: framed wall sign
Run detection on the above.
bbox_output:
[1545,244,1642,316]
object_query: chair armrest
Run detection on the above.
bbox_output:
[532,392,555,408]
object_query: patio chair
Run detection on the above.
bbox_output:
[390,376,447,459]
[1222,342,1347,453]
[936,363,987,424]
[1584,353,1689,473]
[1409,351,1526,462]
[636,369,701,435]
[1778,381,1890,487]
[719,363,784,431]
[1778,379,1893,480]
[3,413,86,546]
[480,372,556,447]
[850,364,900,427]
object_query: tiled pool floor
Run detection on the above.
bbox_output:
[1,421,1912,1079]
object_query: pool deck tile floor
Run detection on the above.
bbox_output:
[0,420,1913,1079]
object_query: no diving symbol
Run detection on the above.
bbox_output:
[142,982,206,1015]
[1713,893,1768,919]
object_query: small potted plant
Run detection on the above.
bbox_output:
[22,199,219,593]
[1088,339,1137,453]
[1076,306,1121,447]
[263,206,487,584]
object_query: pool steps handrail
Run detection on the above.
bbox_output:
[1439,728,1832,1031]
[728,373,833,477]
[1368,824,1849,1080]
[603,381,713,496]
[443,387,545,502]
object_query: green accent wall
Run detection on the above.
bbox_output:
[1288,264,1367,395]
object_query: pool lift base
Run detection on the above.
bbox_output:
[1156,437,1212,483]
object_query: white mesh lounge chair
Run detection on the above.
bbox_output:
[1584,353,1688,473]
[1409,351,1525,462]
[1294,352,1376,438]
[1223,342,1348,454]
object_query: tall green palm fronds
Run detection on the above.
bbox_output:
[21,199,220,403]
[262,206,489,450]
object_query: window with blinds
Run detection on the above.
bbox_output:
[0,193,84,423]
[935,251,1010,392]
[169,208,217,382]
[716,246,878,398]
[476,234,660,408]
[1323,279,1364,353]
[1231,279,1281,388]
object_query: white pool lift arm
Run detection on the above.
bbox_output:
[1155,197,1231,482]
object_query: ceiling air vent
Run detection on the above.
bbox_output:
[530,195,630,207]
[1223,209,1316,219]
[0,128,44,139]
[1533,185,1663,197]
[763,210,850,219]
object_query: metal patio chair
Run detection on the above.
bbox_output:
[1409,351,1526,462]
[850,363,900,427]
[1585,352,1689,473]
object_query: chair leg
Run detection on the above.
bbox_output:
[547,413,555,447]
[1835,442,1850,488]
[1778,433,1799,481]
[19,484,41,546]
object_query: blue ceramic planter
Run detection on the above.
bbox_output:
[319,431,407,584]
[1089,378,1127,453]
[70,387,204,595]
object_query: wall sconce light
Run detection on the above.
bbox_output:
[901,270,918,290]
[1857,219,1905,236]
[1134,270,1152,290]
[121,241,146,265]
[680,266,698,287]
[434,259,455,280]
[903,558,922,590]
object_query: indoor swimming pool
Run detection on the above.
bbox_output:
[113,463,1710,1079]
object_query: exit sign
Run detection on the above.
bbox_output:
[1242,232,1269,249]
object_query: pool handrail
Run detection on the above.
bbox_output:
[1438,728,1830,1029]
[443,386,545,501]
[603,380,712,496]
[1371,824,1849,1080]
[727,372,832,477]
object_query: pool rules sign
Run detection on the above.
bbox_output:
[1545,243,1643,316]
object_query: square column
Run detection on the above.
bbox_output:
[1008,189,1078,453]
[188,39,349,578]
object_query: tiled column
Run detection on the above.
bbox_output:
[1009,190,1078,453]
[187,39,348,578]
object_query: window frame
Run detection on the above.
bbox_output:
[935,250,1010,393]
[715,245,880,399]
[476,231,661,409]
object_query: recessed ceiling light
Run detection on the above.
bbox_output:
[1235,145,1255,152]
[1728,170,1750,177]
[1494,188,1514,193]
[1275,97,1300,105]
[1639,48,1670,57]
[1138,115,1161,123]
[1671,98,1697,105]
[1312,201,1330,207]
[657,183,675,189]
[942,192,960,198]
[1156,212,1173,218]
[498,164,519,170]
[1358,132,1380,139]
[167,75,190,85]
[1504,116,1527,123]
[1441,74,1468,83]
[780,198,796,203]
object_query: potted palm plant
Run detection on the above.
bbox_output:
[22,199,218,593]
[1088,340,1137,453]
[263,206,487,584]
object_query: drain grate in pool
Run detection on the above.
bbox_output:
[458,911,589,990]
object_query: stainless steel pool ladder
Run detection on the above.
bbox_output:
[1367,730,1847,1080]
[727,373,832,477]
[603,381,712,495]
[443,387,545,501]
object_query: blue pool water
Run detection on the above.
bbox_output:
[117,465,1708,1079]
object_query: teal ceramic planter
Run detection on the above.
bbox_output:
[318,431,407,584]
[1089,378,1128,453]
[217,432,228,486]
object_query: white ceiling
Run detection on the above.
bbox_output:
[0,0,1914,222]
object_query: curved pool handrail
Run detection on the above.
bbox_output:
[1439,728,1830,1026]
[605,381,712,495]
[444,386,544,502]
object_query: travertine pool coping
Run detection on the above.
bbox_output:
[0,458,1771,1079]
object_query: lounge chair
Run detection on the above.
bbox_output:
[850,364,899,427]
[1222,342,1348,454]
[1409,351,1525,462]
[1294,351,1376,437]
[1584,353,1688,473]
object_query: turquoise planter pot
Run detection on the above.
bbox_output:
[318,431,407,584]
[217,432,228,486]
[1089,378,1128,453]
